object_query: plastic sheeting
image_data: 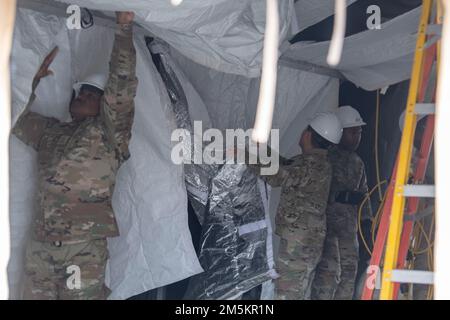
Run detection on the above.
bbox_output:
[147,39,218,224]
[282,6,423,91]
[149,38,276,299]
[9,8,203,300]
[184,165,275,300]
[51,0,294,77]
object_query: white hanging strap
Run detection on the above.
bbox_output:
[251,0,280,144]
[327,0,347,67]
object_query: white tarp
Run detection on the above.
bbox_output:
[293,0,358,34]
[283,6,423,91]
[52,0,294,77]
[23,0,413,91]
[172,50,339,158]
[9,8,204,300]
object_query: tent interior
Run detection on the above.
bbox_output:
[7,0,436,299]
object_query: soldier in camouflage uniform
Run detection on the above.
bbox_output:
[247,113,343,300]
[311,106,371,300]
[12,12,138,300]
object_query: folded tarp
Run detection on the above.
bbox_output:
[184,164,276,300]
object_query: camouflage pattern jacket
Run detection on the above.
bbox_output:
[327,146,372,221]
[249,149,332,236]
[12,24,138,242]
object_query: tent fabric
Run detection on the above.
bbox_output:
[9,8,203,300]
[54,0,295,77]
[9,9,74,299]
[293,0,358,35]
[282,6,423,91]
[172,50,339,158]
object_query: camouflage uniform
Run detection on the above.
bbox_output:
[311,146,371,300]
[23,239,109,300]
[13,24,138,300]
[249,149,332,300]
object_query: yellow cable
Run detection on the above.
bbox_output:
[374,89,383,201]
[367,88,388,248]
[426,212,434,271]
[371,191,387,245]
[409,207,435,300]
[426,213,434,300]
[425,213,435,300]
[412,221,434,255]
[412,221,423,254]
[358,180,387,255]
[429,213,435,267]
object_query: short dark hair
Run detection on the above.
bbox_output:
[308,126,333,150]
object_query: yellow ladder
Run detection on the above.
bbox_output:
[380,0,441,300]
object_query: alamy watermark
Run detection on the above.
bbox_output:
[66,264,81,290]
[365,265,382,290]
[66,4,383,31]
[367,5,382,30]
[171,121,280,176]
[66,5,82,30]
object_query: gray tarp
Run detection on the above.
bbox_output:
[282,7,423,90]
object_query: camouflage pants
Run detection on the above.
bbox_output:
[23,238,110,300]
[311,204,359,300]
[274,213,326,300]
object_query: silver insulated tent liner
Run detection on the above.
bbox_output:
[9,0,422,299]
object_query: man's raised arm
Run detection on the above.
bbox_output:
[11,46,60,151]
[101,11,138,164]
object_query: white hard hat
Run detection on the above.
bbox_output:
[309,112,343,144]
[336,105,366,128]
[73,73,108,95]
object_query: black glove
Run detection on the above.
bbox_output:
[335,190,366,205]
